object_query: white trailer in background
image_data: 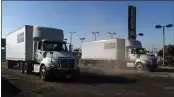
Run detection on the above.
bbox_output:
[6,25,80,81]
[80,39,157,71]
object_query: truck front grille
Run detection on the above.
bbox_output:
[60,59,69,68]
[59,58,76,69]
[69,59,76,68]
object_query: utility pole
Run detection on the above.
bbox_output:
[155,24,173,66]
[151,44,154,53]
[69,32,76,52]
[92,32,99,41]
[108,32,116,39]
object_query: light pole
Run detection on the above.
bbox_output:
[64,38,67,42]
[79,37,85,43]
[137,33,144,37]
[79,37,85,49]
[154,48,157,53]
[151,44,154,53]
[155,24,173,66]
[92,32,99,41]
[108,32,116,39]
[70,32,76,44]
[69,32,76,52]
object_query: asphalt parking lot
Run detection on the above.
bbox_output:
[1,62,174,97]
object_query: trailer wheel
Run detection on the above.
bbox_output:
[24,62,32,74]
[40,65,48,81]
[20,62,24,74]
[7,60,13,69]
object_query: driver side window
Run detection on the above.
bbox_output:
[38,41,42,50]
[131,49,135,54]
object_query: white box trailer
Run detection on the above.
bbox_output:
[80,39,158,71]
[81,39,125,60]
[6,25,34,61]
[6,25,79,80]
[6,25,64,61]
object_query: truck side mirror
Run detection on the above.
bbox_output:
[41,42,44,52]
[41,46,43,52]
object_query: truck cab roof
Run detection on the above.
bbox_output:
[42,39,67,43]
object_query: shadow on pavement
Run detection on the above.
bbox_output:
[155,68,174,73]
[1,77,22,97]
[49,72,138,85]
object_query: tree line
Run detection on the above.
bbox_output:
[158,44,174,57]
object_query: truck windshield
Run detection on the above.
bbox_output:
[43,41,68,52]
[135,48,146,54]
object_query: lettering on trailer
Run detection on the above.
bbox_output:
[17,32,24,43]
[128,6,136,40]
[104,42,116,49]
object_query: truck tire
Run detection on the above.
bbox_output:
[40,65,48,81]
[24,62,32,74]
[135,62,145,72]
[20,62,24,74]
[7,60,13,69]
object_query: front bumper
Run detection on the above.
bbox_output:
[144,59,158,68]
[46,68,80,78]
[146,62,158,68]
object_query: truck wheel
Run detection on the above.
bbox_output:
[40,65,48,81]
[20,62,24,74]
[135,62,145,72]
[7,60,13,69]
[24,62,32,74]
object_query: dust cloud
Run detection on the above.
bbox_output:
[79,59,137,76]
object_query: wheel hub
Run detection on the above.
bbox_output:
[137,64,143,71]
[41,68,46,78]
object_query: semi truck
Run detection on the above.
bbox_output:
[6,25,80,80]
[80,38,157,72]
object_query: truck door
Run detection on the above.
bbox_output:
[126,48,136,67]
[129,49,137,61]
[36,41,44,63]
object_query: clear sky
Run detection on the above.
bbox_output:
[2,1,174,50]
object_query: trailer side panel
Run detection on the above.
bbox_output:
[6,26,26,61]
[81,39,119,60]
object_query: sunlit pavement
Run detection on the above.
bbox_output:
[2,62,174,97]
